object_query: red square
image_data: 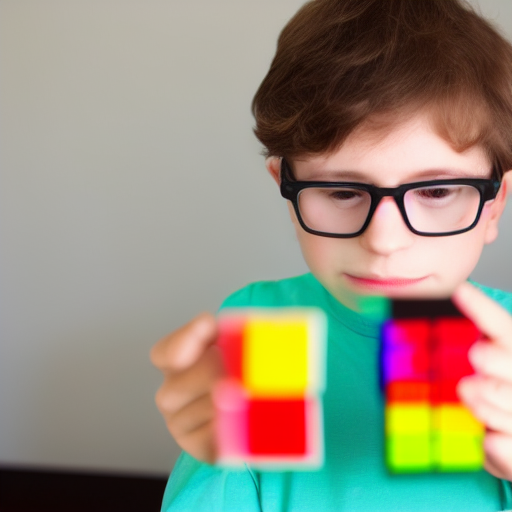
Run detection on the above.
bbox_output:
[432,318,480,347]
[433,346,474,381]
[431,380,460,404]
[387,381,430,403]
[217,316,244,381]
[248,399,306,455]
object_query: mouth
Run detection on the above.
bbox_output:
[343,274,429,291]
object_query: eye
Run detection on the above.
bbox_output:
[408,184,467,209]
[328,189,364,201]
[416,187,453,199]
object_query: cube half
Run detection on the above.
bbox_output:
[381,298,484,474]
[214,308,327,469]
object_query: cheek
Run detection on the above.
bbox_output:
[294,228,349,276]
[423,231,485,280]
[289,204,337,273]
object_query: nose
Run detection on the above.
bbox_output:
[359,197,415,255]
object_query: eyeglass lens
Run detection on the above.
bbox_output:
[297,184,482,235]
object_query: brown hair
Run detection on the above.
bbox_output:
[252,0,512,177]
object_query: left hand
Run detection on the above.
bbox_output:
[452,281,512,481]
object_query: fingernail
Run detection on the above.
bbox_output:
[468,342,485,370]
[456,377,471,398]
[194,314,215,338]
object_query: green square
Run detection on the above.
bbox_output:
[387,433,433,473]
[433,432,484,472]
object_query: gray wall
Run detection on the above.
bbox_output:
[0,0,510,476]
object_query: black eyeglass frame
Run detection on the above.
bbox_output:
[280,158,502,238]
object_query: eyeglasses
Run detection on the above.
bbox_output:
[280,158,501,238]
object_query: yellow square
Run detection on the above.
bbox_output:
[385,403,431,435]
[433,405,484,435]
[386,433,433,473]
[433,432,484,471]
[244,318,308,396]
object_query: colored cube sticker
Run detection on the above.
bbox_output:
[381,298,483,474]
[214,308,327,469]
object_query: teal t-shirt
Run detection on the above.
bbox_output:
[162,273,512,511]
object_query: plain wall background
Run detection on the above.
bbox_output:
[0,0,511,477]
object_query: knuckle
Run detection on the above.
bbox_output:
[154,387,166,412]
[489,378,505,399]
[484,409,511,434]
[486,413,501,431]
[150,335,180,371]
[470,401,487,424]
[485,378,512,411]
[180,423,216,463]
[149,343,162,367]
[165,416,182,439]
[502,413,512,435]
[484,433,512,478]
[155,386,176,414]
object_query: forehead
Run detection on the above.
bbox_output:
[292,115,491,185]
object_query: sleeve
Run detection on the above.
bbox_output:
[161,452,261,512]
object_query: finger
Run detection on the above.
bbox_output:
[484,456,509,481]
[474,404,512,436]
[458,375,512,414]
[155,345,224,415]
[458,385,512,436]
[484,432,512,481]
[452,282,512,350]
[150,312,217,372]
[467,342,512,382]
[166,393,216,440]
[172,419,217,465]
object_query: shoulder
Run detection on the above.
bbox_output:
[219,273,322,309]
[469,280,512,314]
[162,452,260,512]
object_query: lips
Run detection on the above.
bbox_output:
[344,274,428,290]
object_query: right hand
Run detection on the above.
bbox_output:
[150,313,223,464]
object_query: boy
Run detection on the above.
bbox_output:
[151,0,512,510]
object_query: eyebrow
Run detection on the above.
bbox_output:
[299,167,491,182]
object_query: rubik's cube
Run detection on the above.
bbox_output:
[214,308,327,469]
[381,299,484,473]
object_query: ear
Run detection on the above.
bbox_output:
[484,172,509,244]
[266,156,300,226]
[265,156,281,186]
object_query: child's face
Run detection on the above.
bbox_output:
[268,114,508,311]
